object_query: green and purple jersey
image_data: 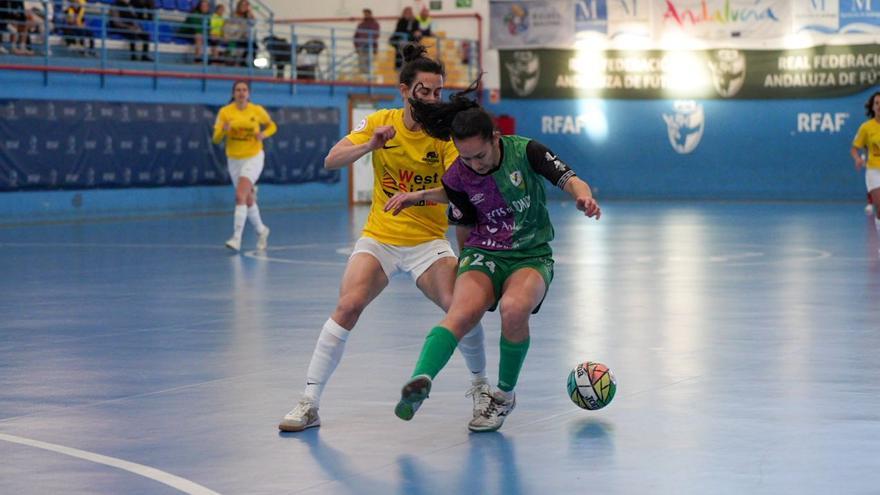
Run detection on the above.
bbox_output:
[442,135,576,253]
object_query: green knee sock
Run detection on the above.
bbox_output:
[498,335,530,392]
[412,326,459,379]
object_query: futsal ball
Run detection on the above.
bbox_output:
[567,361,616,410]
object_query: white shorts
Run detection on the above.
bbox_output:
[228,150,265,186]
[351,236,457,282]
[866,168,880,193]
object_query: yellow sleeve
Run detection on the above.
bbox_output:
[442,138,459,170]
[853,123,867,148]
[346,112,378,146]
[257,105,277,138]
[212,107,227,144]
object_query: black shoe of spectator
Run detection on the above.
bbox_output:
[141,55,154,62]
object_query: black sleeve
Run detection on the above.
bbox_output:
[525,139,577,190]
[442,180,478,226]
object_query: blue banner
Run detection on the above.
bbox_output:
[0,100,340,191]
[840,0,880,33]
[576,0,608,34]
[491,91,871,200]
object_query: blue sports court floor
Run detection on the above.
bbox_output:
[1,201,879,494]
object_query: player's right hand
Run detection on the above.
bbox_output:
[368,126,396,150]
[855,157,866,170]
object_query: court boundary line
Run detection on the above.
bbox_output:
[0,433,221,495]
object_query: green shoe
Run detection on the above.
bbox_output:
[394,374,432,421]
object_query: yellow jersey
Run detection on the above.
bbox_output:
[213,102,277,159]
[854,119,880,170]
[348,108,459,246]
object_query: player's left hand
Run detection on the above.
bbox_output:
[384,192,420,216]
[576,197,601,219]
[256,131,265,141]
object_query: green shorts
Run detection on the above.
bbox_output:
[457,245,554,314]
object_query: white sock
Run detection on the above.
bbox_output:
[247,203,266,233]
[303,318,350,406]
[458,322,488,383]
[232,204,247,241]
[875,217,880,237]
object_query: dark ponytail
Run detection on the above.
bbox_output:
[410,76,494,142]
[399,42,445,85]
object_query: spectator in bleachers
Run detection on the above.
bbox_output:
[23,5,45,53]
[209,4,225,61]
[414,5,432,39]
[180,0,211,62]
[353,8,379,74]
[389,6,417,70]
[222,0,256,66]
[110,0,152,61]
[0,0,34,55]
[62,0,96,56]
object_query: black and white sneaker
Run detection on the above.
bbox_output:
[468,390,515,433]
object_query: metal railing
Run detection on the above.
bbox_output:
[0,1,479,88]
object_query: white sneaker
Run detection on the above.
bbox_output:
[394,374,431,421]
[225,237,241,252]
[865,203,875,215]
[256,226,270,251]
[465,379,492,420]
[468,390,515,433]
[279,398,320,432]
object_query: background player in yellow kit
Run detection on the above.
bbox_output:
[213,80,277,252]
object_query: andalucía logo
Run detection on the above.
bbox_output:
[662,0,782,27]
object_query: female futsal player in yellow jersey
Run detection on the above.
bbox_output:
[279,44,489,432]
[851,90,880,252]
[213,80,277,252]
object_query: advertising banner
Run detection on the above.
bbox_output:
[654,0,793,40]
[489,0,576,49]
[0,100,340,191]
[500,44,880,99]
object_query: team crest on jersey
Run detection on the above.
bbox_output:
[509,170,524,188]
[423,151,440,165]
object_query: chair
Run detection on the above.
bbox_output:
[295,39,325,80]
[262,35,291,78]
